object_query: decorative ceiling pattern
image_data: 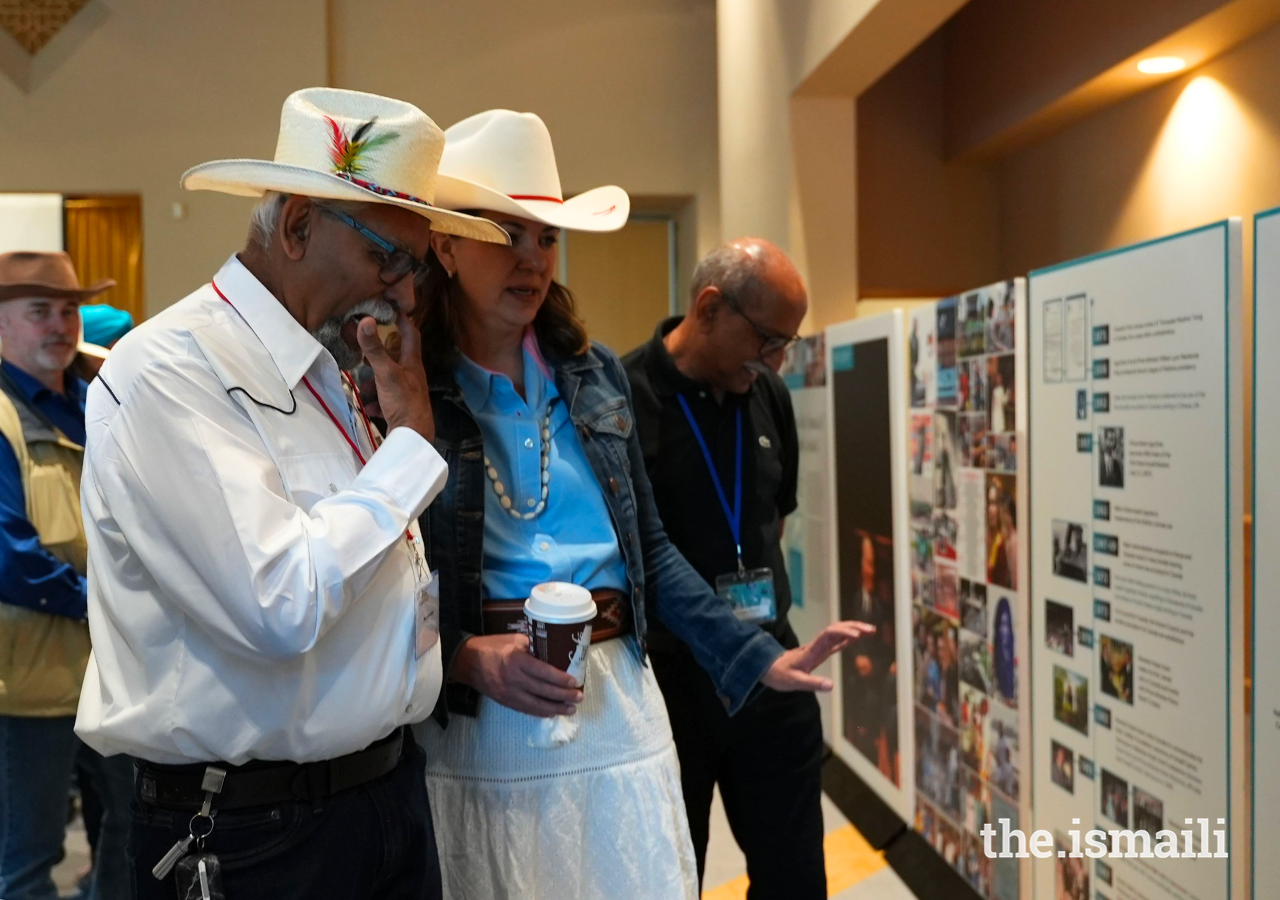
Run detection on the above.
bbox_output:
[0,0,90,55]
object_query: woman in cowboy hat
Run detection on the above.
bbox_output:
[410,109,864,898]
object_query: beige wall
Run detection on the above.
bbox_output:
[0,0,720,318]
[333,0,721,274]
[0,0,327,315]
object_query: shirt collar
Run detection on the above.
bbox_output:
[455,327,554,415]
[211,255,325,389]
[0,358,84,406]
[647,315,708,397]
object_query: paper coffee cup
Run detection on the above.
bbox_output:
[524,582,598,688]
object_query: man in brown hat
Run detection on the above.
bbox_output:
[0,250,133,900]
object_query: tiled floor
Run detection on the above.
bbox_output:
[701,789,919,900]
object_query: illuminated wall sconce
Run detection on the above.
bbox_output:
[1137,56,1188,75]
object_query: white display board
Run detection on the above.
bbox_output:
[0,193,63,252]
[780,334,836,739]
[1029,221,1245,900]
[825,311,914,821]
[906,281,1031,900]
[1252,209,1280,899]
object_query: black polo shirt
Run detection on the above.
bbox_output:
[623,317,800,654]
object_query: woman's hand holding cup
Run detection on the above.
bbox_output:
[453,634,583,718]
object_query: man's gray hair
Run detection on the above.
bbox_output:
[689,242,771,310]
[247,191,365,250]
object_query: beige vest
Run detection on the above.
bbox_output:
[0,370,90,717]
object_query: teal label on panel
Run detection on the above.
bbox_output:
[832,345,855,372]
[1093,393,1110,413]
[1093,533,1119,556]
[1093,325,1109,346]
[1077,626,1094,649]
[1093,500,1110,520]
[1093,566,1111,588]
[1077,433,1093,452]
[1094,599,1111,621]
[787,547,804,609]
[1092,359,1109,379]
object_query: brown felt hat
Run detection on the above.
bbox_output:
[0,251,115,302]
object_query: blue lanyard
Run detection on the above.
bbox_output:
[677,394,744,568]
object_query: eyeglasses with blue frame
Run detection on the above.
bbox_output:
[319,206,432,288]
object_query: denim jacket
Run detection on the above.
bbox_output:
[421,341,783,726]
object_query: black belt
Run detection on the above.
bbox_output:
[136,727,407,812]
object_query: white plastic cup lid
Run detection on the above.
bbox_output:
[525,582,597,624]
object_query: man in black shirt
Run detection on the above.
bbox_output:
[624,238,856,898]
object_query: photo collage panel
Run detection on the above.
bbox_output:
[908,281,1021,900]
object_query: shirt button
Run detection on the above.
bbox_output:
[524,438,534,448]
[527,498,536,508]
[39,598,47,606]
[608,477,620,495]
[329,483,337,494]
[539,541,550,551]
[405,704,412,713]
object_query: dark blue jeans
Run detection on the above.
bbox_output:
[0,715,77,900]
[0,714,137,900]
[129,737,440,900]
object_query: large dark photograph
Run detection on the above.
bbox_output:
[833,336,901,786]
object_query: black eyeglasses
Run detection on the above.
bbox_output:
[321,207,432,288]
[721,292,800,359]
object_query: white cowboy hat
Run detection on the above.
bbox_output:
[180,88,509,244]
[434,110,630,232]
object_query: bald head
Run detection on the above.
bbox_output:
[665,237,809,395]
[688,237,807,320]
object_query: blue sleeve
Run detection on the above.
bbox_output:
[0,439,87,620]
[603,347,783,714]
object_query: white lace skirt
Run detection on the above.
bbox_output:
[412,638,699,900]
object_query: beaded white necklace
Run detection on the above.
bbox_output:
[484,400,555,520]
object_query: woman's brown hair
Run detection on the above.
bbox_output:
[414,239,590,376]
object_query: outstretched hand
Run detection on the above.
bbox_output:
[761,621,877,692]
[356,310,435,441]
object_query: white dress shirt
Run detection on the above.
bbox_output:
[74,256,446,765]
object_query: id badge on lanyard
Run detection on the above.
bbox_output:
[678,395,777,625]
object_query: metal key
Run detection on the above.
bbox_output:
[152,835,193,880]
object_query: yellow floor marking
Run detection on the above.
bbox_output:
[701,824,888,900]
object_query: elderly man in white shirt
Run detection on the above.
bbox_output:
[74,89,509,900]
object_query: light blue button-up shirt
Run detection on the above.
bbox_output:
[455,332,628,601]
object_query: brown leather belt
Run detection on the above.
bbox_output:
[482,588,632,642]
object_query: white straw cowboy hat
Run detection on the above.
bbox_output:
[434,110,630,232]
[180,88,509,244]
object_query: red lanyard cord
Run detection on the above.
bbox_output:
[211,279,415,543]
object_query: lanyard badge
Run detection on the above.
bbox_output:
[677,395,777,625]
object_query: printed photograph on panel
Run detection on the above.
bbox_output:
[1050,740,1074,794]
[1099,634,1134,705]
[1133,786,1164,836]
[910,309,936,408]
[986,281,1016,353]
[1051,520,1089,583]
[1101,768,1130,828]
[1053,666,1090,736]
[985,474,1017,590]
[831,337,902,786]
[986,353,1016,434]
[1098,425,1125,488]
[986,594,1016,708]
[959,291,986,357]
[1054,833,1089,900]
[937,298,958,407]
[934,412,959,509]
[915,607,960,727]
[916,705,963,818]
[1045,599,1074,656]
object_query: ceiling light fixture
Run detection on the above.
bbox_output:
[1138,56,1187,75]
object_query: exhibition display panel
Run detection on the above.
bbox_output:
[1251,208,1280,900]
[824,312,915,822]
[904,281,1030,900]
[780,334,837,738]
[1028,221,1245,900]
